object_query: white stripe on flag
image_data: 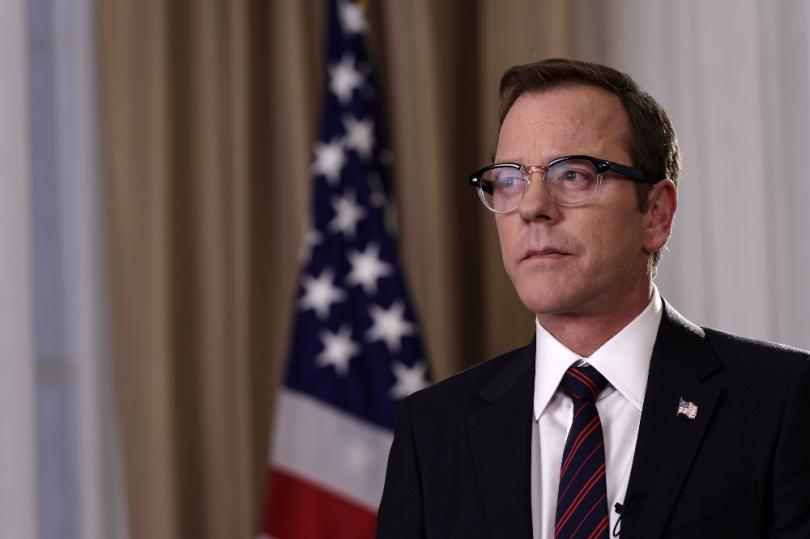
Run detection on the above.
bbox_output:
[272,389,394,511]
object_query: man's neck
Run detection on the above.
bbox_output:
[536,283,654,357]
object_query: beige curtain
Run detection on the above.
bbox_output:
[97,1,573,537]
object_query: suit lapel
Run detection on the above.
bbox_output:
[467,344,535,539]
[622,301,722,538]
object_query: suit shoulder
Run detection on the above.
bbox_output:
[703,327,810,375]
[407,342,533,410]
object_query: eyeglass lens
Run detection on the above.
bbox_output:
[479,158,600,212]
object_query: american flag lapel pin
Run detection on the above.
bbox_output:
[676,397,699,420]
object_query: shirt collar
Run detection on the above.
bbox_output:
[533,285,663,420]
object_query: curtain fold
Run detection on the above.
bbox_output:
[98,1,177,537]
[99,1,259,536]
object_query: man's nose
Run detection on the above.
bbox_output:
[517,169,560,222]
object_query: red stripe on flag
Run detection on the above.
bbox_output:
[263,468,377,539]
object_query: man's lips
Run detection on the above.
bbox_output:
[521,248,572,261]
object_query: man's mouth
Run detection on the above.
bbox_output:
[522,248,571,261]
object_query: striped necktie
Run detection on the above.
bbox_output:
[554,364,610,539]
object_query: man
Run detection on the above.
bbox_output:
[376,58,810,538]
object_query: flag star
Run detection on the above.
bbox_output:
[347,243,393,294]
[317,325,359,376]
[343,115,375,160]
[298,229,322,262]
[389,361,430,399]
[367,301,415,353]
[329,190,366,238]
[329,54,363,104]
[312,138,346,184]
[298,269,346,319]
[337,0,367,35]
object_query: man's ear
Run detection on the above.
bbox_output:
[642,180,677,254]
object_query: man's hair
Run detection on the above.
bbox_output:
[498,58,681,270]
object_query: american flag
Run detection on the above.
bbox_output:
[676,398,698,420]
[261,1,431,537]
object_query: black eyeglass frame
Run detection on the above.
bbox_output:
[468,155,659,211]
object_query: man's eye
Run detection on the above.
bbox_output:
[561,169,591,182]
[549,162,596,187]
[496,175,523,189]
[498,177,515,187]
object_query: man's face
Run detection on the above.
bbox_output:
[494,85,652,319]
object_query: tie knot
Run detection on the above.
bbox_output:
[560,365,608,401]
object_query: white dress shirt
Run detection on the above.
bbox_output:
[530,288,663,539]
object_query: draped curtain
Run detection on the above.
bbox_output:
[98,2,258,537]
[94,0,810,538]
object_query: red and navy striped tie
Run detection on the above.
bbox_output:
[554,364,610,539]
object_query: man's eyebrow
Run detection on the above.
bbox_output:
[491,153,524,165]
[491,157,527,166]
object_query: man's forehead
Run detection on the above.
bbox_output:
[505,86,625,131]
[496,85,631,160]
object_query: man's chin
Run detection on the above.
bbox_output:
[517,293,576,317]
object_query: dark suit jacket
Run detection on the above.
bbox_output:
[377,302,810,538]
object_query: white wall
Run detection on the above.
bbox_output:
[0,0,38,536]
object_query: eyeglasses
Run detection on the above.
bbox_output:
[468,155,657,213]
